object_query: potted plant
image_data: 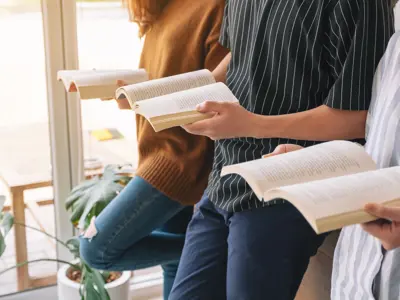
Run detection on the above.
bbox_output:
[65,164,133,229]
[0,165,134,300]
[60,164,134,300]
[56,237,131,300]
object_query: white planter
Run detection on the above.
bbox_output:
[57,264,131,300]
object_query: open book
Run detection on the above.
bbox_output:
[221,141,400,234]
[115,70,239,132]
[57,69,148,100]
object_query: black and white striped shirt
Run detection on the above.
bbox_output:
[207,0,394,212]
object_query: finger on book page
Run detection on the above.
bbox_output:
[364,203,400,221]
[69,83,78,92]
[262,144,304,158]
[196,101,229,113]
[117,79,128,87]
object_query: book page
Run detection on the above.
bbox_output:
[57,69,148,89]
[135,82,238,118]
[221,141,376,199]
[268,166,400,232]
[57,69,123,81]
[116,69,215,103]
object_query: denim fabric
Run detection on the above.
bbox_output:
[79,176,192,299]
[169,194,326,300]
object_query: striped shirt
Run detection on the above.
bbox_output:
[207,0,394,212]
[332,31,400,300]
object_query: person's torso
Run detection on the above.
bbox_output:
[331,31,400,300]
[135,0,228,204]
[208,0,345,212]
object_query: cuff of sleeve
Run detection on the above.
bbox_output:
[324,82,370,111]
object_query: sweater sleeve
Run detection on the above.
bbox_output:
[204,1,230,71]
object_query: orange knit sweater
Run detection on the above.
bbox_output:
[135,0,228,205]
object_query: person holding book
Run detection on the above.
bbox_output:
[331,29,400,300]
[79,0,228,298]
[264,30,400,300]
[168,1,395,299]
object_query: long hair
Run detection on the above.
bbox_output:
[122,0,169,38]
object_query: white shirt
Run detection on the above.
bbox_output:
[331,32,400,300]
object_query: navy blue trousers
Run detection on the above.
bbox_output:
[169,195,326,300]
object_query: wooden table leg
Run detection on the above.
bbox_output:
[11,187,30,291]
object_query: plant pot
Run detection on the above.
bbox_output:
[57,264,131,300]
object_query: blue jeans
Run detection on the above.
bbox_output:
[169,195,326,300]
[79,176,193,299]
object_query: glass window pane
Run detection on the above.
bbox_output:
[75,0,162,291]
[76,0,142,169]
[0,1,57,295]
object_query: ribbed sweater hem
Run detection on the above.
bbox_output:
[136,154,205,206]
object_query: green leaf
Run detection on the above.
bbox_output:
[0,195,14,257]
[81,263,110,300]
[66,237,80,259]
[66,176,100,210]
[83,275,98,300]
[1,213,14,237]
[77,180,122,229]
[91,268,111,300]
[0,231,5,257]
[69,193,91,226]
[64,164,132,230]
[79,283,85,300]
[100,270,111,282]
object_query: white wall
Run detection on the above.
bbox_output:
[396,2,400,30]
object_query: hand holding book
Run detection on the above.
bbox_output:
[116,70,240,132]
[221,141,400,234]
[57,69,149,100]
[58,68,240,131]
[182,100,260,140]
[274,144,400,251]
[270,143,400,249]
[361,204,400,250]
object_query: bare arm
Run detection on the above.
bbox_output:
[185,0,390,141]
[184,102,367,141]
[212,52,231,83]
[252,105,367,141]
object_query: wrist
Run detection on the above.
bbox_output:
[247,114,270,139]
[212,70,225,83]
[249,114,285,139]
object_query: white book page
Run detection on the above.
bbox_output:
[271,166,400,221]
[57,69,125,81]
[116,69,215,102]
[135,82,238,118]
[57,69,148,88]
[221,141,376,199]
